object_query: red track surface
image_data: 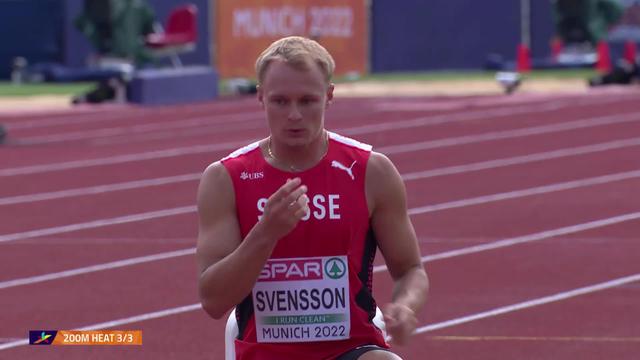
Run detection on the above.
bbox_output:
[1,88,640,359]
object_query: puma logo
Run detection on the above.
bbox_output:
[331,160,356,180]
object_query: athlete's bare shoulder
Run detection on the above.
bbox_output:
[201,161,230,185]
[365,151,404,214]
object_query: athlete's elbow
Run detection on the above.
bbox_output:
[200,297,229,320]
[198,282,230,319]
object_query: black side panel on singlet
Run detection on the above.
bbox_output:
[236,295,254,340]
[355,226,378,322]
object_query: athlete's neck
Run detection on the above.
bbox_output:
[266,130,329,172]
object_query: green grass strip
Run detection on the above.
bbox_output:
[0,82,94,97]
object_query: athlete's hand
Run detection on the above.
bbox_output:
[258,178,309,242]
[383,303,417,346]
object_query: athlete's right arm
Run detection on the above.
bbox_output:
[196,162,308,319]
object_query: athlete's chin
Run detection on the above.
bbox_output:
[281,130,311,145]
[285,129,308,138]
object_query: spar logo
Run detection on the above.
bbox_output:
[324,257,346,279]
[259,259,323,281]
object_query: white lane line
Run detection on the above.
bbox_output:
[374,211,640,272]
[2,272,637,351]
[87,96,639,146]
[0,248,195,289]
[5,110,146,130]
[17,112,264,144]
[5,99,260,130]
[415,273,640,334]
[373,95,560,111]
[0,304,202,350]
[74,304,203,330]
[0,338,22,344]
[4,136,640,206]
[4,104,639,177]
[0,206,196,244]
[0,92,580,133]
[408,169,640,214]
[3,207,640,292]
[3,163,640,246]
[372,92,638,112]
[0,174,201,206]
[0,140,250,177]
[401,137,640,180]
[88,120,262,146]
[343,100,563,136]
[378,112,640,155]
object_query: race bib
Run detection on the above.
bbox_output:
[252,256,350,343]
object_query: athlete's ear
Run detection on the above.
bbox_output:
[257,84,264,108]
[325,83,334,108]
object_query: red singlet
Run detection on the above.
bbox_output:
[221,132,387,359]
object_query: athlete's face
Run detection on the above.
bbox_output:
[258,59,334,147]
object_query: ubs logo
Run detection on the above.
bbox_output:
[240,171,264,180]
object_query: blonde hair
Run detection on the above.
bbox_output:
[255,36,335,84]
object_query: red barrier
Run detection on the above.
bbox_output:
[516,44,531,72]
[623,40,637,64]
[595,41,611,73]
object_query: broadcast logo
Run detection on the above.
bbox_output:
[29,331,57,345]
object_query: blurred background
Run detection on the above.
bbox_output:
[0,0,639,105]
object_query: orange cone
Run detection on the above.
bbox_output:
[623,40,637,64]
[516,44,531,72]
[596,41,611,73]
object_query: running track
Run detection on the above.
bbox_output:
[1,88,639,359]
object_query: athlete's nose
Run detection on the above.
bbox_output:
[288,104,303,121]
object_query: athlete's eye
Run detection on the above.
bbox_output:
[299,97,317,106]
[271,98,288,106]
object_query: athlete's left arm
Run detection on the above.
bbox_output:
[366,151,429,345]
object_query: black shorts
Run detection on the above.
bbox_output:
[336,345,393,360]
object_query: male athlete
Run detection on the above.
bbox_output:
[197,36,428,360]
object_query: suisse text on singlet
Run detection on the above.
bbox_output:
[257,194,341,221]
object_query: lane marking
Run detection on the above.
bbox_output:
[4,136,640,206]
[374,211,640,272]
[0,141,249,177]
[3,162,640,246]
[4,135,640,206]
[2,273,637,351]
[90,96,639,146]
[373,92,638,112]
[5,109,143,130]
[343,97,625,136]
[425,335,640,342]
[3,209,640,294]
[2,92,606,133]
[0,338,22,343]
[0,248,195,289]
[0,173,201,206]
[378,112,640,155]
[16,112,264,144]
[0,206,195,244]
[4,106,639,177]
[401,137,640,180]
[5,100,259,130]
[0,304,202,350]
[414,273,640,334]
[408,169,640,214]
